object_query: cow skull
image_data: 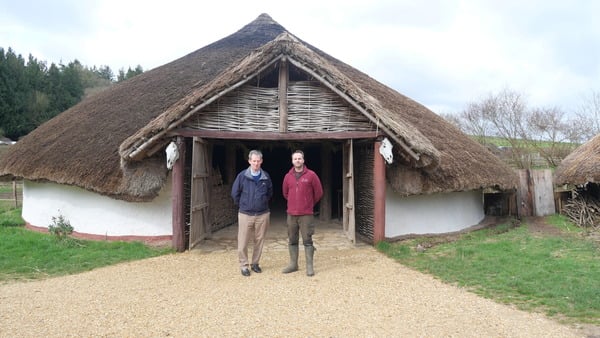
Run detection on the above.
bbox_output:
[379,137,393,164]
[166,141,179,169]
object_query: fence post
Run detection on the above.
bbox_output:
[12,181,18,208]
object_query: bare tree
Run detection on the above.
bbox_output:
[524,107,575,167]
[565,113,595,144]
[479,88,532,168]
[457,101,496,145]
[578,90,600,137]
[451,87,590,169]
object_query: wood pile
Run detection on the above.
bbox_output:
[562,191,600,229]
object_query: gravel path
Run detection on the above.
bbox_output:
[0,245,587,337]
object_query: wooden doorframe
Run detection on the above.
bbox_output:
[342,139,356,243]
[188,137,211,249]
[171,136,186,252]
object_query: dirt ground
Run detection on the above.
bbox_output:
[0,217,598,337]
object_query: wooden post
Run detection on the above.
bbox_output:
[373,141,385,243]
[517,169,533,217]
[171,136,186,252]
[13,180,18,208]
[278,58,288,132]
[320,145,331,221]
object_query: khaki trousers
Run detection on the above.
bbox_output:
[237,212,270,268]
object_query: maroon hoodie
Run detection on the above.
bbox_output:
[282,166,323,216]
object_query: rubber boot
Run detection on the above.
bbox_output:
[282,245,299,273]
[305,245,315,277]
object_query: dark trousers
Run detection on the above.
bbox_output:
[286,214,315,246]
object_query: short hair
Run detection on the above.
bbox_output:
[292,149,304,158]
[248,149,263,160]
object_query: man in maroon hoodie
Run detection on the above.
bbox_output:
[281,150,323,276]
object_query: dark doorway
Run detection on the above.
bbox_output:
[216,140,343,220]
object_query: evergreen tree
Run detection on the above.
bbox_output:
[0,46,144,139]
[117,65,144,82]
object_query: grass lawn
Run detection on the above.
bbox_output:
[377,215,600,325]
[0,207,173,282]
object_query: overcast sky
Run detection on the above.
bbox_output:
[2,0,599,115]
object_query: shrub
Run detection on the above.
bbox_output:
[48,213,74,240]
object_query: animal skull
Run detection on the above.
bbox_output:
[166,141,179,169]
[379,137,394,164]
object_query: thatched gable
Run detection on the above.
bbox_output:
[0,13,517,201]
[120,32,439,170]
[554,134,600,185]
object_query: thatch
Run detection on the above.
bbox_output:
[0,13,517,201]
[554,134,600,185]
[0,14,284,201]
[120,32,440,169]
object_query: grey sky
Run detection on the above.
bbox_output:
[1,0,598,115]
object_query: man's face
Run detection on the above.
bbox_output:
[248,154,263,171]
[292,153,304,169]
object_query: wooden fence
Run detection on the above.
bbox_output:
[516,169,556,217]
[0,181,23,208]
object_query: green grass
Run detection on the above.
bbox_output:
[0,207,173,282]
[377,217,600,325]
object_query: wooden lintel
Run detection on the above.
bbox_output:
[169,129,382,140]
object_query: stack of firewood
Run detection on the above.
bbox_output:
[562,192,600,229]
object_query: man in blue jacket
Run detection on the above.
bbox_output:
[231,149,273,276]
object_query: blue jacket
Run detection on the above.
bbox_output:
[231,167,273,215]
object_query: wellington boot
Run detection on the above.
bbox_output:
[282,245,299,274]
[305,245,315,277]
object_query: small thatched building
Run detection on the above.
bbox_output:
[554,134,600,186]
[0,14,517,250]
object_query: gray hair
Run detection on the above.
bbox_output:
[248,149,263,160]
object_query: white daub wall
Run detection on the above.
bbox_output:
[385,187,484,238]
[22,180,172,237]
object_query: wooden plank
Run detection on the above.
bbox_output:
[189,137,211,249]
[347,140,356,244]
[532,169,556,216]
[278,58,288,132]
[12,180,18,208]
[192,203,209,212]
[171,137,186,252]
[171,129,381,140]
[343,140,356,244]
[516,169,533,217]
[373,140,385,243]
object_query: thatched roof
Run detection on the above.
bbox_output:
[554,134,600,185]
[0,14,517,201]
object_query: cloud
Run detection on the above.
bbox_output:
[1,0,599,115]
